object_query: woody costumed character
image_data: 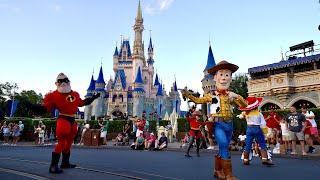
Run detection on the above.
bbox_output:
[238,97,274,166]
[181,60,247,180]
[185,110,204,157]
[32,73,100,173]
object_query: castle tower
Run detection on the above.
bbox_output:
[156,82,164,118]
[132,0,145,83]
[202,44,216,94]
[146,36,155,98]
[201,44,216,115]
[93,65,106,119]
[132,66,145,117]
[84,74,95,121]
[113,46,119,72]
[169,79,181,114]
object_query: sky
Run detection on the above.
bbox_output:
[0,0,320,111]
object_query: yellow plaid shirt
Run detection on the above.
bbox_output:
[185,91,247,119]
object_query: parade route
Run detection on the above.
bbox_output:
[0,145,319,180]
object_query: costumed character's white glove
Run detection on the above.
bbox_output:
[236,113,244,119]
[228,92,239,101]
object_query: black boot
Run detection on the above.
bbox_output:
[196,139,200,157]
[185,138,194,157]
[60,152,77,169]
[49,152,63,173]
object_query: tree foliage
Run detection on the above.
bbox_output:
[15,90,43,117]
[230,73,249,99]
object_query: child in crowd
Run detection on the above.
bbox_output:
[279,117,291,154]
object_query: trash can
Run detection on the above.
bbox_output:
[83,130,92,146]
[91,129,101,146]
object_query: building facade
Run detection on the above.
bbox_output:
[247,48,320,110]
[84,1,181,120]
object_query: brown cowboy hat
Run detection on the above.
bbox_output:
[207,60,239,75]
[239,97,263,111]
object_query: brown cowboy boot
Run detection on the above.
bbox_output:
[221,159,237,180]
[213,155,225,179]
[261,150,274,165]
[243,152,250,165]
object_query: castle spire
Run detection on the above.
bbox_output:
[87,74,95,91]
[96,65,105,84]
[156,83,163,96]
[113,46,118,56]
[133,66,145,92]
[204,44,216,71]
[154,73,160,86]
[136,0,143,21]
[134,66,143,84]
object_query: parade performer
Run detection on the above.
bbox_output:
[185,110,204,157]
[238,97,274,166]
[32,73,100,173]
[181,60,247,180]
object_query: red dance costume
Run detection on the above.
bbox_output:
[187,116,204,139]
[43,90,85,154]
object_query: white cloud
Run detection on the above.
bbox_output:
[12,7,21,13]
[157,0,174,11]
[145,4,156,15]
[144,0,174,15]
[54,4,62,12]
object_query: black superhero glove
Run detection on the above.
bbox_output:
[92,93,100,99]
[83,93,100,106]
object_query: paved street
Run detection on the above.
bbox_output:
[0,145,319,180]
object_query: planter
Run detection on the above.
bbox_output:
[176,132,187,141]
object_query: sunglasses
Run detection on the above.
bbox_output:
[57,78,70,84]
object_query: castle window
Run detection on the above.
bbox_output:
[119,94,124,102]
[112,95,117,102]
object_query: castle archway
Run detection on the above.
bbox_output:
[260,99,283,110]
[287,96,319,109]
[261,103,281,111]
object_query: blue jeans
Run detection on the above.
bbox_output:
[244,126,267,153]
[214,121,233,159]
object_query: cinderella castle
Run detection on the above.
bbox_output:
[84,1,181,120]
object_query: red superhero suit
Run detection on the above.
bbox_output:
[187,116,203,139]
[34,73,99,174]
[185,110,204,157]
[44,90,85,154]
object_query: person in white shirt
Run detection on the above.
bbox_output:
[237,132,246,150]
[279,118,291,154]
[301,106,320,153]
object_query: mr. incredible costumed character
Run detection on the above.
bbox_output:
[35,73,99,173]
[181,60,247,180]
[185,110,204,157]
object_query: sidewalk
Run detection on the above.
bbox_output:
[2,140,320,159]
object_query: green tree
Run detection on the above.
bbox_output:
[0,82,18,116]
[15,90,44,117]
[230,73,248,99]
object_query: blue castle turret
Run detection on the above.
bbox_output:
[202,44,216,94]
[133,66,145,117]
[93,65,106,119]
